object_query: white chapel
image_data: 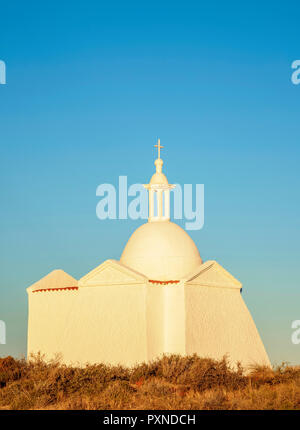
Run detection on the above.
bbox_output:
[27,140,270,369]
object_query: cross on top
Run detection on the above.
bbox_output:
[154,138,164,159]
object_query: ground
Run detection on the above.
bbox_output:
[0,354,299,410]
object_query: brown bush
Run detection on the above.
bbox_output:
[0,356,24,388]
[0,354,299,410]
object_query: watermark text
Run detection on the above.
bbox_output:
[292,320,300,345]
[0,320,6,344]
[291,60,300,85]
[0,60,6,84]
[96,176,204,231]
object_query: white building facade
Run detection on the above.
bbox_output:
[27,141,270,369]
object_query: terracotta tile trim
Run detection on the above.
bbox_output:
[148,280,180,285]
[32,286,78,293]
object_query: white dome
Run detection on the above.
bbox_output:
[149,158,168,185]
[120,221,202,280]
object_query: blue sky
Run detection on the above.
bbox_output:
[0,1,299,364]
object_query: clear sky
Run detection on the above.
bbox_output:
[0,1,299,365]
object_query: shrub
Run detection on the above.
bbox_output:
[0,354,299,410]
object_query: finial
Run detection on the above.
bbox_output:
[154,138,164,159]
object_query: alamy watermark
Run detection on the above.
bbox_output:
[291,60,300,85]
[96,176,204,231]
[0,320,6,344]
[0,60,6,84]
[291,320,300,345]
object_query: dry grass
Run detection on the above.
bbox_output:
[0,354,299,410]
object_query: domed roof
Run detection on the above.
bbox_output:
[120,221,202,280]
[149,159,169,185]
[149,171,169,185]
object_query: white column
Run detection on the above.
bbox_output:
[164,189,170,219]
[149,189,154,219]
[157,189,163,218]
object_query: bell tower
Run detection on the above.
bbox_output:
[143,139,175,222]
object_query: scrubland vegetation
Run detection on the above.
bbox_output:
[0,354,299,410]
